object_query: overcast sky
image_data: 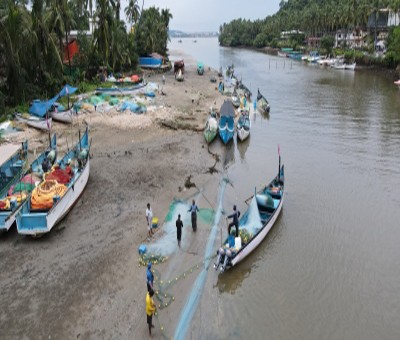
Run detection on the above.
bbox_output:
[121,0,281,32]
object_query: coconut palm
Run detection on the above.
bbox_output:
[0,0,32,102]
[124,0,140,29]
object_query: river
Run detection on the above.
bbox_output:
[169,37,400,339]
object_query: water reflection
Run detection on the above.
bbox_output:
[214,263,252,294]
[237,137,250,161]
[222,140,235,168]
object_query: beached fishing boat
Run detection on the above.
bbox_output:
[95,82,147,96]
[50,84,79,123]
[214,158,284,273]
[174,60,184,74]
[231,90,240,108]
[0,140,28,196]
[49,103,73,124]
[175,69,184,82]
[237,110,251,142]
[16,128,90,236]
[197,62,204,75]
[256,89,270,115]
[204,111,218,144]
[218,101,235,144]
[139,56,162,69]
[15,112,52,131]
[0,135,57,232]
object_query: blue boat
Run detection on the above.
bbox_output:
[16,128,90,236]
[218,100,235,144]
[139,56,162,69]
[0,134,57,232]
[214,158,285,273]
[0,140,28,198]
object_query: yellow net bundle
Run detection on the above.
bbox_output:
[31,180,67,210]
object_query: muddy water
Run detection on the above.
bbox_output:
[169,38,400,339]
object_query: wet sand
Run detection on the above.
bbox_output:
[0,65,230,339]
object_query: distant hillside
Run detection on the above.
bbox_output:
[169,30,218,38]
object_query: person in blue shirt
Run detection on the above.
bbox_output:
[188,200,199,232]
[226,205,240,237]
[146,262,154,292]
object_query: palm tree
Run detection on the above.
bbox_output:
[124,0,140,31]
[0,0,32,103]
[93,0,111,67]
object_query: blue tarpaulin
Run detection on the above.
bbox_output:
[58,84,77,97]
[29,96,59,117]
[28,84,77,117]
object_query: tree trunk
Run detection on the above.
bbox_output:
[65,27,71,76]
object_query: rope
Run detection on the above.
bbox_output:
[31,180,67,210]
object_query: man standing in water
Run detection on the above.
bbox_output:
[176,214,183,247]
[227,205,241,237]
[146,203,153,238]
[188,200,199,232]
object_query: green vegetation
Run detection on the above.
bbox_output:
[0,0,172,113]
[219,0,400,67]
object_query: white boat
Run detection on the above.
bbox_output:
[345,62,356,70]
[237,110,251,141]
[331,61,346,69]
[16,128,90,236]
[15,112,52,131]
[49,104,73,124]
[214,160,285,272]
[317,58,336,67]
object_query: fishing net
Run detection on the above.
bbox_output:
[239,196,263,235]
[0,199,10,210]
[45,168,72,184]
[10,182,35,194]
[31,180,67,210]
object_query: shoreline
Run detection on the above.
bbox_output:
[0,64,229,339]
[217,43,400,79]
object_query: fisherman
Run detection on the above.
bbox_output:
[146,289,156,336]
[188,200,199,232]
[65,159,73,176]
[41,157,50,173]
[176,214,183,248]
[146,203,153,237]
[146,262,154,292]
[226,205,240,237]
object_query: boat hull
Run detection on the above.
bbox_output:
[51,109,73,123]
[204,129,217,144]
[232,194,283,267]
[218,127,234,144]
[15,113,52,131]
[16,130,89,235]
[1,136,56,232]
[237,128,250,141]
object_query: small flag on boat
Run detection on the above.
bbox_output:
[278,144,280,156]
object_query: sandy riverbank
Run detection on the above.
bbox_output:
[0,64,234,339]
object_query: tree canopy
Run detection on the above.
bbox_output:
[0,0,172,108]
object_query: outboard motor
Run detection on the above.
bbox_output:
[221,249,232,273]
[214,247,225,271]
